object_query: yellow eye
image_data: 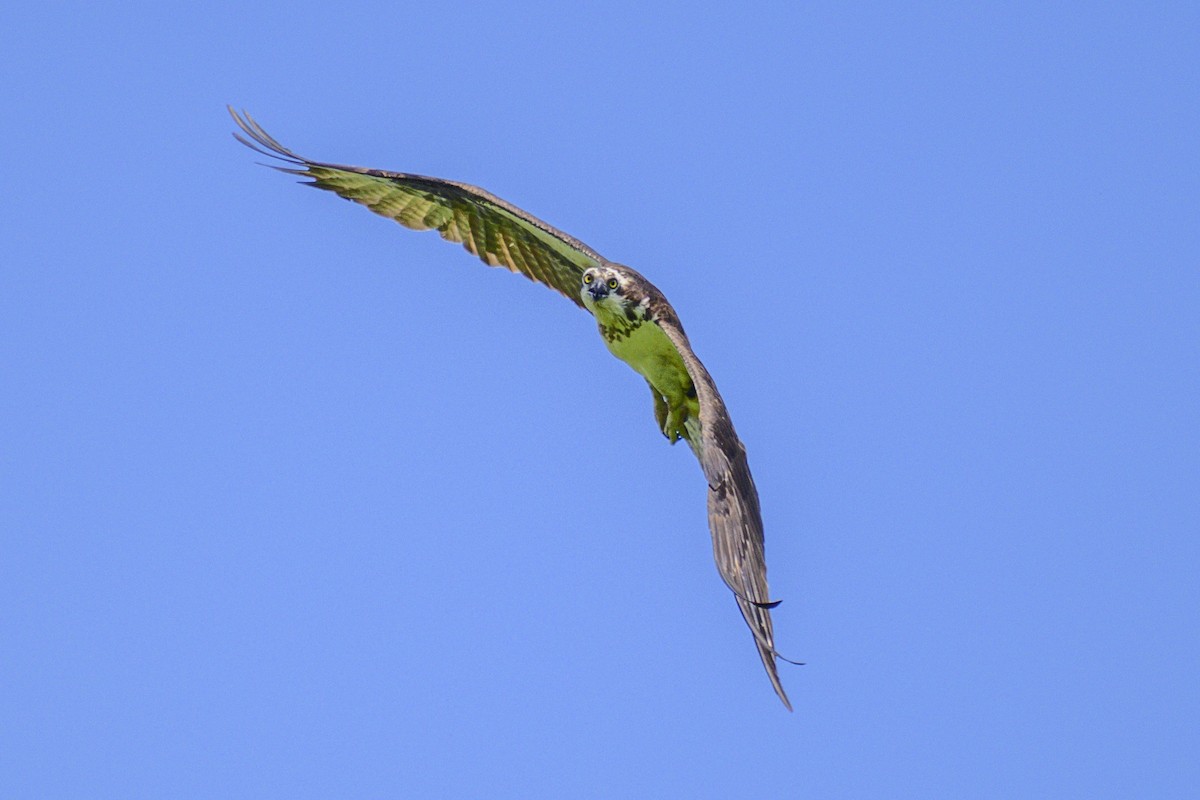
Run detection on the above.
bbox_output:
[583,274,593,284]
[607,278,618,290]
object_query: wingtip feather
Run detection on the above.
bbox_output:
[227,105,310,167]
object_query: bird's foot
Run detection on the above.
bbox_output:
[662,407,688,444]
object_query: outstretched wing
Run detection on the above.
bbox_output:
[653,313,793,711]
[229,107,604,306]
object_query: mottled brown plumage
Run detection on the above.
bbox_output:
[230,107,796,709]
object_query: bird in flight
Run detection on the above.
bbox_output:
[229,108,798,709]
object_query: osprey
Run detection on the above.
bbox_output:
[230,108,798,709]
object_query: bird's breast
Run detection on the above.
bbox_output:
[597,316,691,398]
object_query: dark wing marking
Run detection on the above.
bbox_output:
[229,107,604,306]
[653,311,794,711]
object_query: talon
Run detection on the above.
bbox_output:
[664,408,687,441]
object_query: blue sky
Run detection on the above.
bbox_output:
[2,1,1197,797]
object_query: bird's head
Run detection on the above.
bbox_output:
[581,265,640,318]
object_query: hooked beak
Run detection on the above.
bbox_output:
[587,283,609,301]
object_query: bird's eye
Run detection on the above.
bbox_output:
[583,274,593,284]
[607,278,619,290]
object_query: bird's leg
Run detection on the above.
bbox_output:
[664,403,688,444]
[649,381,674,441]
[649,380,692,444]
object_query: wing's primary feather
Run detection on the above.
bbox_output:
[229,107,603,306]
[652,312,793,711]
